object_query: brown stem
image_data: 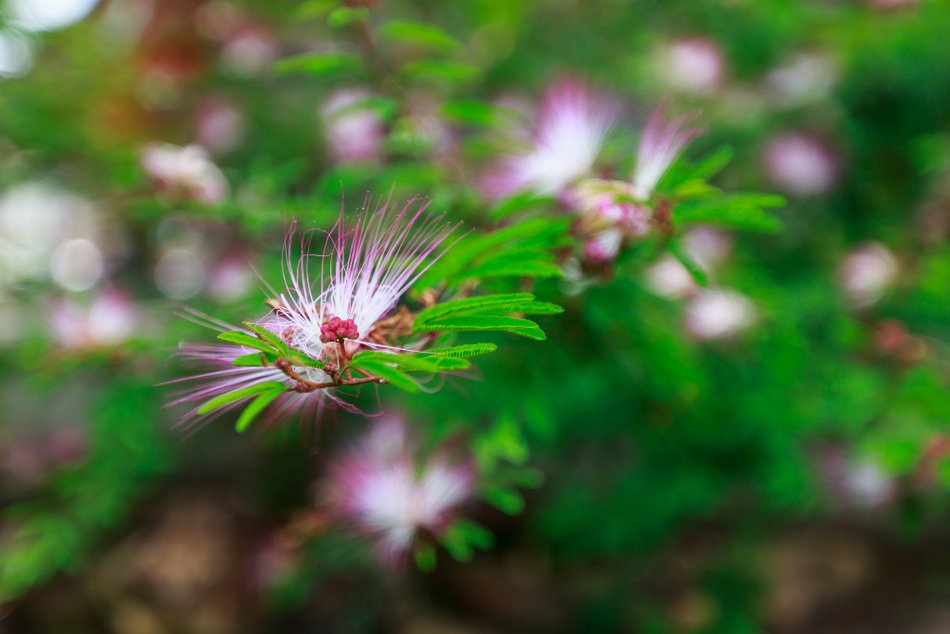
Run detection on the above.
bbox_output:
[274,358,382,392]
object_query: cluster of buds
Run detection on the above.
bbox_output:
[570,179,654,263]
[319,316,360,344]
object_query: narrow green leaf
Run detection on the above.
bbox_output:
[453,520,495,549]
[415,315,547,341]
[351,361,419,392]
[414,293,535,326]
[243,321,289,352]
[414,542,437,572]
[400,59,480,84]
[441,99,501,126]
[351,351,442,373]
[196,381,287,415]
[217,331,278,354]
[458,258,563,280]
[272,52,362,77]
[483,488,525,515]
[232,352,274,367]
[326,6,369,28]
[489,191,557,220]
[235,386,285,433]
[669,242,710,287]
[423,343,498,358]
[379,20,460,53]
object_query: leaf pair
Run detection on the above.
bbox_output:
[413,293,564,341]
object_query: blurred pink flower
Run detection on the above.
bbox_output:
[320,88,384,164]
[325,416,475,562]
[658,38,725,94]
[194,98,244,154]
[220,25,278,77]
[644,255,697,299]
[570,104,702,264]
[49,287,137,350]
[483,77,618,199]
[763,133,838,196]
[141,143,229,204]
[839,242,898,307]
[684,289,757,340]
[632,104,705,200]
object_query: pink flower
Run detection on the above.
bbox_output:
[167,197,457,431]
[631,104,705,200]
[763,133,838,196]
[483,77,618,199]
[320,88,384,164]
[684,289,757,340]
[658,38,725,94]
[839,242,898,307]
[49,288,137,350]
[141,143,229,204]
[194,97,244,154]
[570,104,702,263]
[325,416,474,562]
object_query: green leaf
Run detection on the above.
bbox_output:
[414,542,437,572]
[674,193,786,232]
[350,351,442,373]
[400,59,480,84]
[217,331,278,354]
[457,257,563,281]
[232,352,275,367]
[416,293,563,326]
[659,145,734,192]
[423,343,498,359]
[414,217,569,289]
[326,6,369,28]
[489,191,557,220]
[235,385,285,433]
[415,315,547,340]
[196,381,287,415]
[669,242,710,287]
[296,0,339,19]
[243,321,289,352]
[483,488,525,515]
[379,20,460,53]
[348,361,419,393]
[441,99,502,127]
[453,520,495,549]
[272,52,363,78]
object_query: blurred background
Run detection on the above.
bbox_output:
[1,0,949,632]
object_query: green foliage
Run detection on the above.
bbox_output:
[413,293,563,340]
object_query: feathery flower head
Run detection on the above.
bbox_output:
[324,415,475,563]
[141,143,229,204]
[568,103,702,264]
[483,77,618,199]
[631,103,705,200]
[167,197,457,432]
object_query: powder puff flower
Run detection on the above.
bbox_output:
[572,104,703,263]
[324,416,475,562]
[320,88,384,164]
[838,242,898,308]
[762,133,838,197]
[684,288,757,340]
[141,143,230,204]
[631,104,706,200]
[657,38,725,95]
[49,288,138,350]
[166,197,457,431]
[482,77,618,199]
